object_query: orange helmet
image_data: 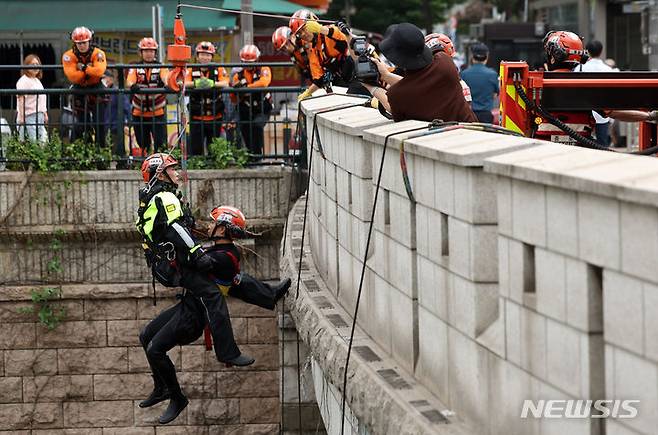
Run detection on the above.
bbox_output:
[138,37,158,50]
[543,30,589,67]
[195,41,216,55]
[141,153,178,183]
[424,33,455,57]
[71,26,93,43]
[272,26,292,51]
[239,44,261,62]
[289,9,318,35]
[210,205,247,238]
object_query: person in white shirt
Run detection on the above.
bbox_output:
[580,40,613,146]
[16,54,48,143]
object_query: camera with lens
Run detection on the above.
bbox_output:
[350,35,379,84]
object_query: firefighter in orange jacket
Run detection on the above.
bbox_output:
[184,41,230,156]
[62,26,107,145]
[272,26,311,80]
[126,37,169,154]
[231,44,272,155]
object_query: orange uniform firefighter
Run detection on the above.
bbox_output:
[538,30,657,145]
[231,44,272,155]
[184,41,230,155]
[126,37,169,154]
[62,26,107,146]
[272,26,311,80]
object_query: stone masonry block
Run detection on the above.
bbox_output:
[505,300,522,366]
[187,399,240,425]
[508,239,535,305]
[435,160,455,216]
[107,320,148,346]
[0,377,22,403]
[546,187,579,257]
[496,176,513,237]
[240,397,279,424]
[4,349,57,376]
[621,201,658,284]
[93,373,153,400]
[0,323,35,349]
[417,255,449,322]
[23,375,92,402]
[336,206,352,253]
[178,372,217,398]
[449,273,498,338]
[336,167,350,211]
[512,179,546,247]
[644,282,658,362]
[351,174,373,222]
[535,248,567,322]
[0,403,62,430]
[565,258,603,333]
[498,236,510,299]
[546,319,582,397]
[326,232,339,296]
[416,203,444,264]
[453,166,497,224]
[417,307,449,399]
[412,155,436,208]
[370,273,392,354]
[609,346,658,434]
[325,160,337,201]
[350,135,372,179]
[577,192,620,269]
[448,328,490,431]
[216,371,278,398]
[63,401,133,427]
[449,218,498,283]
[389,287,416,373]
[137,298,178,320]
[520,306,547,379]
[36,321,106,348]
[388,191,415,249]
[385,235,415,297]
[247,317,277,344]
[324,194,338,239]
[58,347,128,374]
[337,246,355,313]
[603,270,644,356]
[84,299,137,320]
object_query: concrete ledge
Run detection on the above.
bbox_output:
[281,196,473,435]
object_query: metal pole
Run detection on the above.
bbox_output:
[241,0,254,46]
[158,5,165,63]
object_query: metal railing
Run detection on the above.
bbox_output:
[0,62,305,169]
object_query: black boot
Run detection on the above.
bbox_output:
[158,392,189,424]
[273,278,292,303]
[139,375,170,408]
[223,353,255,367]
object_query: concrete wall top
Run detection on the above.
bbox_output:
[485,143,658,207]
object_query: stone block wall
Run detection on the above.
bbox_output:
[296,95,658,435]
[0,283,279,433]
[0,167,295,432]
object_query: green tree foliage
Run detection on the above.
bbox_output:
[324,0,455,35]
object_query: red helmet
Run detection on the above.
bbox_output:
[239,44,261,62]
[138,37,158,50]
[210,205,247,238]
[141,153,178,183]
[195,41,216,55]
[71,26,93,43]
[424,33,455,57]
[272,26,292,51]
[289,9,318,35]
[543,31,589,67]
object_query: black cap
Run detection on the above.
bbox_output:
[471,43,489,60]
[379,23,433,70]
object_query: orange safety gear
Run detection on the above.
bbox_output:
[239,44,261,62]
[126,66,169,117]
[272,26,292,51]
[195,41,216,55]
[210,205,246,233]
[307,25,348,85]
[141,153,179,182]
[62,46,107,86]
[71,26,93,43]
[139,37,159,50]
[543,31,589,68]
[289,9,318,35]
[424,33,455,57]
[186,66,229,120]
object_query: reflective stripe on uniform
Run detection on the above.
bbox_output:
[138,191,184,241]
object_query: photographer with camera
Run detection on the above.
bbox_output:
[359,23,477,123]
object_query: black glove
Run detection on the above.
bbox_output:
[321,71,333,86]
[336,20,351,36]
[130,83,143,92]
